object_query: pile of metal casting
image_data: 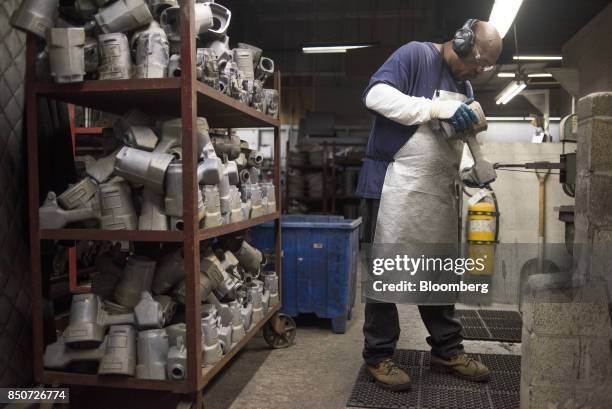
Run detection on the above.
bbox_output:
[10,0,279,118]
[43,238,280,378]
[38,113,277,231]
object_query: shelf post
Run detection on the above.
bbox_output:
[179,0,202,392]
[273,72,283,302]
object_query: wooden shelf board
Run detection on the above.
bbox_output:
[198,212,280,240]
[39,229,184,242]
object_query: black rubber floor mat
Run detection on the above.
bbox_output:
[346,349,520,409]
[457,310,522,343]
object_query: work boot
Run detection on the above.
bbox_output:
[430,353,491,382]
[366,358,412,391]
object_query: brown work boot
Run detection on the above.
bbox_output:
[430,353,491,382]
[366,358,412,391]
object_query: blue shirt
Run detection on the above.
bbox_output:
[356,41,473,199]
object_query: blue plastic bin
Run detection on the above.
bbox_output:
[250,215,362,333]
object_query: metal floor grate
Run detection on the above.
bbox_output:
[347,349,521,409]
[457,310,522,343]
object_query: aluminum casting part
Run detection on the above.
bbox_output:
[132,21,170,78]
[249,187,265,218]
[255,57,274,83]
[160,3,212,43]
[237,42,262,65]
[261,287,270,313]
[114,123,159,152]
[217,324,232,354]
[114,146,174,194]
[47,28,85,84]
[96,0,116,6]
[153,295,176,324]
[96,180,138,230]
[229,300,245,344]
[202,302,218,318]
[98,325,137,375]
[238,169,250,184]
[232,48,254,81]
[156,117,210,155]
[240,302,253,331]
[214,140,241,160]
[57,177,98,210]
[114,256,156,308]
[197,48,220,89]
[197,154,224,185]
[249,167,261,185]
[136,329,169,380]
[43,336,107,370]
[240,201,251,223]
[201,314,223,365]
[234,240,264,276]
[217,165,232,214]
[134,291,165,329]
[164,161,206,220]
[86,149,119,183]
[103,299,132,315]
[167,54,181,77]
[167,336,187,379]
[139,188,169,231]
[63,294,134,348]
[461,101,497,186]
[251,80,265,112]
[98,33,133,80]
[203,185,223,228]
[74,0,98,19]
[207,2,231,37]
[229,186,244,223]
[152,248,184,294]
[84,37,99,74]
[95,0,153,34]
[91,251,125,298]
[9,0,58,38]
[246,282,264,324]
[39,192,98,229]
[215,301,233,327]
[201,251,239,299]
[261,182,277,214]
[247,151,264,168]
[262,271,279,307]
[173,272,214,304]
[263,88,280,118]
[165,323,186,347]
[204,36,231,65]
[147,0,177,19]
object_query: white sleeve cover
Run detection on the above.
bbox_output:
[364,83,433,126]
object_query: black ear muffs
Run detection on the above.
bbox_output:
[453,19,479,58]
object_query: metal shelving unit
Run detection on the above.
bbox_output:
[25,2,283,406]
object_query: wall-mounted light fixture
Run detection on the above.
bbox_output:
[495,80,527,105]
[302,43,376,54]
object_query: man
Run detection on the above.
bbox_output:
[357,20,503,391]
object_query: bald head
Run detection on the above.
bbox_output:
[474,21,503,66]
[443,20,503,81]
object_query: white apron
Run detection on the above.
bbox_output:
[370,89,468,304]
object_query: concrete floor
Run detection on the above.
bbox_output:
[203,300,521,409]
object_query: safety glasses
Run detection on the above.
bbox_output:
[468,45,495,72]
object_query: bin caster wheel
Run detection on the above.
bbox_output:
[263,313,296,349]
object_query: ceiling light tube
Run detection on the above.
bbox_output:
[501,82,527,104]
[527,73,553,78]
[498,72,516,78]
[302,44,374,54]
[488,0,524,38]
[513,55,563,61]
[496,80,524,105]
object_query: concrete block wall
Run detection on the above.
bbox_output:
[521,93,612,409]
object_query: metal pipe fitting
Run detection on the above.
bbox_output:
[262,271,279,307]
[229,186,244,223]
[96,180,138,230]
[152,248,184,294]
[237,42,262,65]
[139,188,168,230]
[207,2,232,38]
[248,150,264,168]
[240,302,253,331]
[39,192,98,229]
[250,80,265,112]
[154,295,176,324]
[263,88,280,118]
[44,336,107,370]
[98,325,137,376]
[246,282,264,324]
[47,28,85,84]
[98,33,133,80]
[84,37,99,74]
[114,256,156,308]
[10,0,59,38]
[201,313,223,365]
[136,329,169,380]
[160,3,212,43]
[131,21,170,79]
[86,149,120,184]
[57,177,98,210]
[95,0,153,34]
[196,48,220,89]
[203,185,223,228]
[233,48,254,81]
[234,240,264,276]
[255,57,275,83]
[147,0,177,19]
[249,166,261,185]
[63,294,134,348]
[229,300,245,345]
[173,271,214,304]
[197,154,224,185]
[164,161,205,221]
[167,54,181,77]
[166,323,186,347]
[239,169,251,185]
[249,186,265,218]
[167,336,187,379]
[114,147,174,194]
[134,291,165,329]
[261,182,277,214]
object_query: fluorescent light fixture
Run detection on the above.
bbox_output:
[528,73,553,78]
[302,44,375,54]
[497,73,554,78]
[496,80,527,105]
[486,116,562,121]
[488,0,524,38]
[513,55,563,61]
